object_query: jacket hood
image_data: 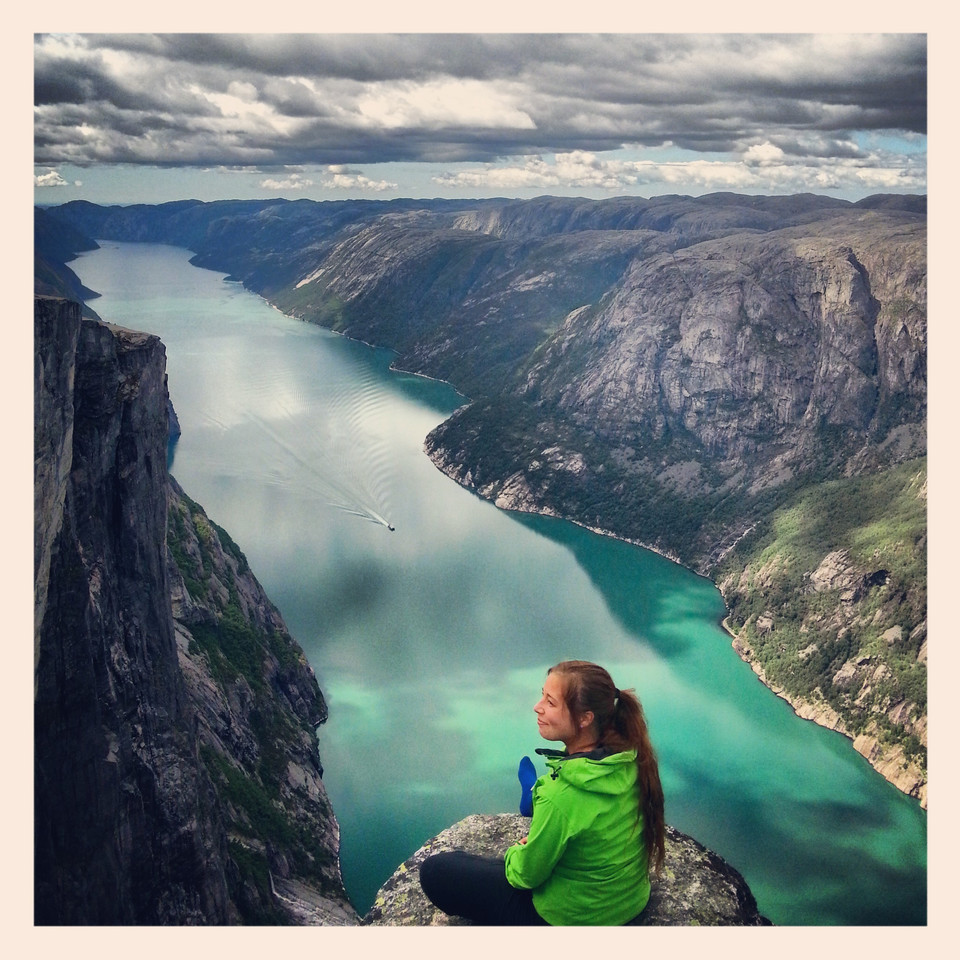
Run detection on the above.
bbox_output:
[535,746,638,795]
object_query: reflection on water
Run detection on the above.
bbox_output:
[72,241,926,925]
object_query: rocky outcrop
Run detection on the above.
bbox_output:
[34,296,355,924]
[363,814,769,926]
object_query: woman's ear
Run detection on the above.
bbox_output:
[580,710,595,729]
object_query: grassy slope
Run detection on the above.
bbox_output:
[715,459,927,779]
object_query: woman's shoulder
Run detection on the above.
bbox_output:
[549,749,638,793]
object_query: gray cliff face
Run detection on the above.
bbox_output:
[34,297,80,685]
[517,215,925,498]
[34,297,356,924]
[281,211,647,398]
[364,814,769,926]
[35,298,219,923]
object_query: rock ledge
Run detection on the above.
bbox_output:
[363,814,770,926]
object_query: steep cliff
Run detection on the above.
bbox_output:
[166,478,356,923]
[425,210,925,561]
[34,296,356,924]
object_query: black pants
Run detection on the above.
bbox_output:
[419,851,549,926]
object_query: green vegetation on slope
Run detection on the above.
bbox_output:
[429,397,807,568]
[166,486,339,921]
[716,459,927,769]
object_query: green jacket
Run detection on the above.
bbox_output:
[504,748,649,925]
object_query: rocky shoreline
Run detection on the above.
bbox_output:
[425,438,688,568]
[725,621,927,808]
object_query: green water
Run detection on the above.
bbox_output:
[72,241,926,925]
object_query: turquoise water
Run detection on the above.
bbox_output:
[72,242,926,925]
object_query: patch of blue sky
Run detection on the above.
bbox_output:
[853,130,927,155]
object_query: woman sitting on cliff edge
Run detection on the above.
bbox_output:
[419,659,665,925]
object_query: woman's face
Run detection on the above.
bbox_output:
[534,673,577,744]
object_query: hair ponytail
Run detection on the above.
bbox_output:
[548,661,666,875]
[610,687,665,874]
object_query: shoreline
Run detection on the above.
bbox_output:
[719,615,926,809]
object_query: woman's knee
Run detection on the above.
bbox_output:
[418,852,458,902]
[419,851,502,912]
[418,853,438,891]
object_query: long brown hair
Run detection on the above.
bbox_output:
[548,660,665,874]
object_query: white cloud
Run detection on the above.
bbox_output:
[434,147,926,196]
[354,79,535,131]
[320,167,397,192]
[743,142,785,166]
[260,173,314,190]
[35,170,78,187]
[435,152,639,190]
[259,164,396,193]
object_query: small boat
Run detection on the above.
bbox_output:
[387,524,396,532]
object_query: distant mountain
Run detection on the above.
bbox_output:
[34,207,101,314]
[40,193,926,804]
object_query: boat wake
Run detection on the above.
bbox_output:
[245,405,395,531]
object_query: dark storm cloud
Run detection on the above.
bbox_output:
[34,33,927,169]
[96,33,533,83]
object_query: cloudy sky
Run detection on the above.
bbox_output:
[33,31,927,205]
